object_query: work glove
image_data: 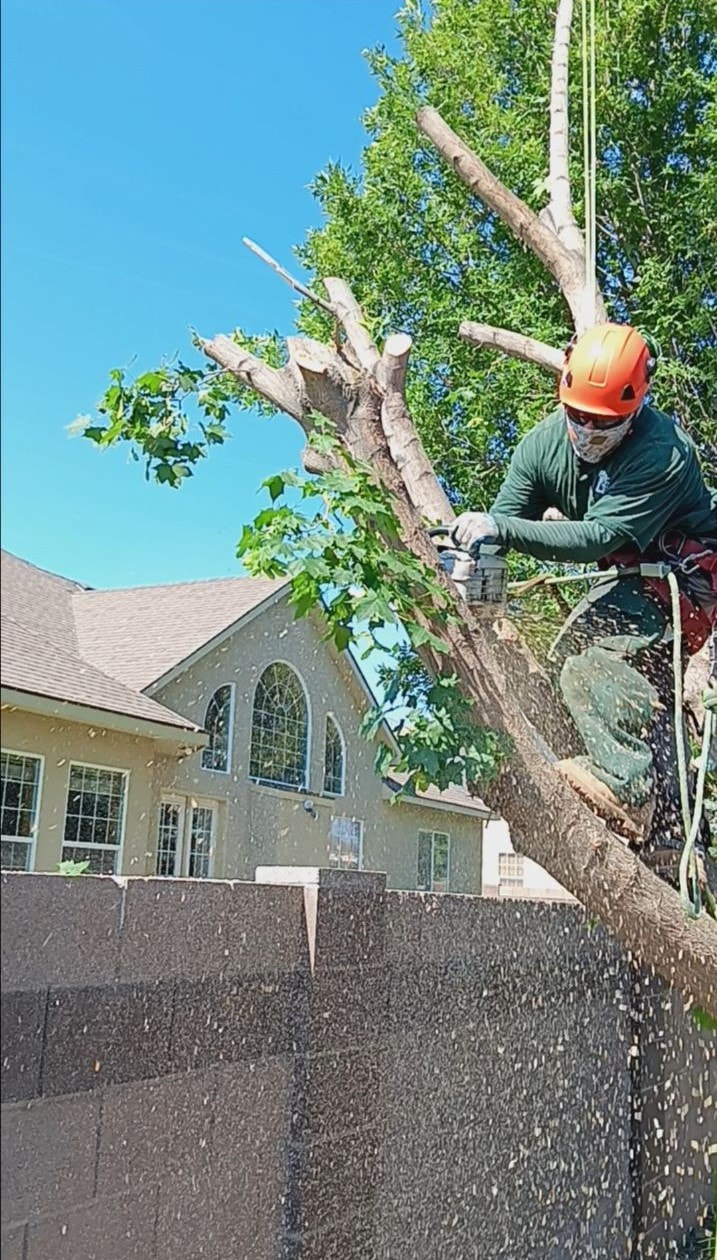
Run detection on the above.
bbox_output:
[452,511,498,555]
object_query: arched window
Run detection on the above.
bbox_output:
[201,685,233,772]
[323,715,345,795]
[250,663,309,789]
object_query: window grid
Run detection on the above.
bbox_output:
[62,764,126,875]
[1,751,41,871]
[156,801,182,877]
[417,830,450,893]
[250,663,309,789]
[201,685,232,773]
[328,816,362,870]
[323,716,344,795]
[188,807,213,879]
[498,852,524,887]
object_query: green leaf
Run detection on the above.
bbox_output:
[264,474,286,502]
[692,1006,717,1033]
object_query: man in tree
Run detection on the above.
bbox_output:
[453,323,717,876]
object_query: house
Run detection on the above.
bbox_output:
[1,550,489,893]
[481,818,574,902]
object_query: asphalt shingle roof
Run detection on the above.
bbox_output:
[1,552,202,732]
[73,575,288,692]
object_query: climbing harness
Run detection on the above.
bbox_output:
[507,558,715,917]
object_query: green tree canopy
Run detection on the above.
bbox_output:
[298,0,716,505]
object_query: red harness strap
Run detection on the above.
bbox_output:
[603,533,717,656]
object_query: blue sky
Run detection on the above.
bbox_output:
[2,0,401,588]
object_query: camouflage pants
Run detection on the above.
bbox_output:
[549,574,690,849]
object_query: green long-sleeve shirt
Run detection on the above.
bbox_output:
[488,405,717,564]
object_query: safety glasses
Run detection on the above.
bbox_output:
[565,406,634,431]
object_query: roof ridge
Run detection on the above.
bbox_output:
[1,548,89,592]
[75,573,289,598]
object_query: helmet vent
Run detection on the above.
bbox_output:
[620,383,636,400]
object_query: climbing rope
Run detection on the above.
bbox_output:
[667,572,717,919]
[580,0,598,324]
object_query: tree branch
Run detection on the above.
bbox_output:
[459,322,564,372]
[416,105,605,331]
[201,319,717,1016]
[323,278,381,375]
[200,334,307,424]
[242,237,335,314]
[378,333,454,523]
[546,0,585,256]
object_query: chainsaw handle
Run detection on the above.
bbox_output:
[428,525,487,560]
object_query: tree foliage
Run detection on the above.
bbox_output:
[82,0,716,789]
[299,0,716,495]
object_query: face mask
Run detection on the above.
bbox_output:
[566,414,633,463]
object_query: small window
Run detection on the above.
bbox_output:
[62,763,127,874]
[157,800,184,877]
[201,685,233,773]
[323,716,345,795]
[188,806,214,879]
[328,816,362,870]
[417,830,450,893]
[498,852,524,887]
[155,797,215,880]
[250,662,309,790]
[1,750,42,871]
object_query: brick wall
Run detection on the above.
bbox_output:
[1,872,713,1259]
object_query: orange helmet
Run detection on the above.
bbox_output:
[559,323,655,418]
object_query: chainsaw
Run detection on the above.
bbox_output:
[429,526,508,614]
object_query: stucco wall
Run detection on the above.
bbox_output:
[153,597,484,892]
[1,708,163,875]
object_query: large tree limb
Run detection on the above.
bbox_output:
[545,0,586,256]
[460,322,564,373]
[202,302,717,1017]
[416,107,606,331]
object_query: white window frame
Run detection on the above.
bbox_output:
[155,794,218,879]
[249,659,312,792]
[328,815,363,871]
[322,713,346,797]
[62,760,129,875]
[417,830,451,893]
[498,852,524,887]
[1,748,44,873]
[201,683,235,775]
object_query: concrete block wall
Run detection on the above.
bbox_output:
[1,871,714,1259]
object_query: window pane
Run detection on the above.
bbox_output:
[323,717,344,795]
[250,664,308,789]
[188,807,213,879]
[62,764,126,875]
[156,801,181,877]
[201,686,232,773]
[1,751,41,846]
[61,846,117,875]
[1,839,32,871]
[498,853,524,886]
[433,833,450,893]
[329,817,361,870]
[417,831,432,891]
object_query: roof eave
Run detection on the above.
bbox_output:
[381,780,491,820]
[0,687,207,751]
